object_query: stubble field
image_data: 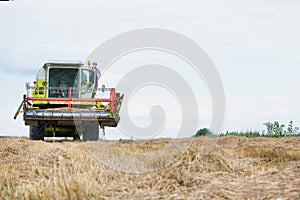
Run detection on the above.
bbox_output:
[0,136,300,199]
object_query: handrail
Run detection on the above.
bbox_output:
[26,87,117,112]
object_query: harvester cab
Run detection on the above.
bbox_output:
[14,60,123,141]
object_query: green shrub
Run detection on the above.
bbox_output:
[195,128,213,137]
[263,121,299,137]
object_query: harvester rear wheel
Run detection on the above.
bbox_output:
[83,125,99,141]
[30,125,45,140]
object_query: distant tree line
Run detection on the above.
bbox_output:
[195,121,300,138]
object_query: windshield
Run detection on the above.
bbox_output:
[48,67,79,98]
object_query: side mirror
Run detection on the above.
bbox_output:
[25,82,30,89]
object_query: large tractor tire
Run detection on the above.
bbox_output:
[73,132,81,141]
[30,125,45,140]
[83,125,99,141]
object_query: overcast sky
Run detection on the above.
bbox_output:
[1,0,300,138]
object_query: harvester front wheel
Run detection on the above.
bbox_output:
[30,125,45,140]
[83,125,99,141]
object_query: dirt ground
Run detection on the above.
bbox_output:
[0,136,299,199]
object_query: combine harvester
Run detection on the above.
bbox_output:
[14,61,123,141]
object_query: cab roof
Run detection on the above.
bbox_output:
[43,60,84,67]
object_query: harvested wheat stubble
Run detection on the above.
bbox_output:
[0,136,299,199]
